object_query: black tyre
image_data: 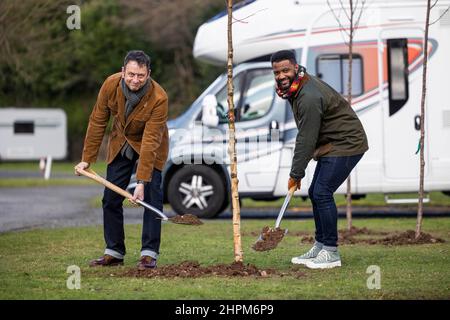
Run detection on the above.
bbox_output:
[167,165,226,219]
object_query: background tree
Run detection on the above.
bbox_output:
[118,0,224,115]
[0,0,224,160]
[416,0,450,238]
[327,0,367,231]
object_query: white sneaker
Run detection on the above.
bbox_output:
[291,243,322,265]
[305,249,342,269]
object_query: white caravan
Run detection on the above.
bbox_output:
[145,0,450,218]
[0,108,67,160]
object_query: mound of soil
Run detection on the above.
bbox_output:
[365,230,445,245]
[252,226,287,252]
[118,261,277,278]
[340,226,389,237]
[169,214,203,225]
[299,229,444,246]
[245,230,310,237]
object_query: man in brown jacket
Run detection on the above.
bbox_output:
[75,50,169,270]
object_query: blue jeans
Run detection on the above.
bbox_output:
[308,154,364,249]
[102,152,163,260]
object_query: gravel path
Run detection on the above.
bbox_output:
[0,185,160,232]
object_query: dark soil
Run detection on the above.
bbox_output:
[299,227,444,245]
[252,226,287,252]
[169,214,203,225]
[115,260,306,279]
[338,227,390,245]
[340,226,389,237]
[246,230,309,237]
[364,230,445,245]
[117,261,288,278]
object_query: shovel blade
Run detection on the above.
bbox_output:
[254,227,288,243]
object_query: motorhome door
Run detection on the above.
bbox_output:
[379,27,430,181]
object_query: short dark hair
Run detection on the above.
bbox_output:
[124,50,151,71]
[270,50,297,64]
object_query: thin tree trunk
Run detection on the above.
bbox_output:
[346,0,354,231]
[227,0,243,262]
[416,0,431,239]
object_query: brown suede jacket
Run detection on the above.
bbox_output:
[81,73,169,182]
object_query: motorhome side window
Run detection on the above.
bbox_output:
[215,69,275,123]
[387,38,409,116]
[316,54,363,96]
[240,69,275,121]
[215,74,243,123]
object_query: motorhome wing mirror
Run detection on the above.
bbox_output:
[201,94,219,127]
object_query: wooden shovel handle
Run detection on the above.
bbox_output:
[77,168,133,200]
[288,185,297,195]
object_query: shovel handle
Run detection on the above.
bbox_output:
[76,167,169,221]
[274,186,297,229]
[288,185,297,196]
[77,168,133,200]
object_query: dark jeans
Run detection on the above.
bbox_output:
[308,154,364,248]
[102,152,163,259]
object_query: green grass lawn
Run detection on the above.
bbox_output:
[0,161,107,174]
[0,161,107,188]
[0,218,449,299]
[0,178,100,188]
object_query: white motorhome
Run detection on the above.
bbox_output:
[0,108,67,160]
[133,0,450,218]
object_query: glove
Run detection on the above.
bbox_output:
[288,177,301,191]
[228,110,235,123]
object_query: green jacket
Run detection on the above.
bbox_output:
[289,73,368,180]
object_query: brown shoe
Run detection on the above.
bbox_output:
[137,256,157,270]
[89,254,123,267]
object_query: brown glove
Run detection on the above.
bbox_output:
[288,177,301,191]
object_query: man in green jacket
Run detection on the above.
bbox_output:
[271,50,368,269]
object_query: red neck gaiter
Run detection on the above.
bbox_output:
[275,66,308,100]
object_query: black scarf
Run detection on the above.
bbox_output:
[121,78,151,120]
[120,78,151,160]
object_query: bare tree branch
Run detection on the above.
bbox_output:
[354,0,368,29]
[429,5,450,25]
[339,0,351,20]
[232,8,268,24]
[430,0,439,9]
[327,0,350,40]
